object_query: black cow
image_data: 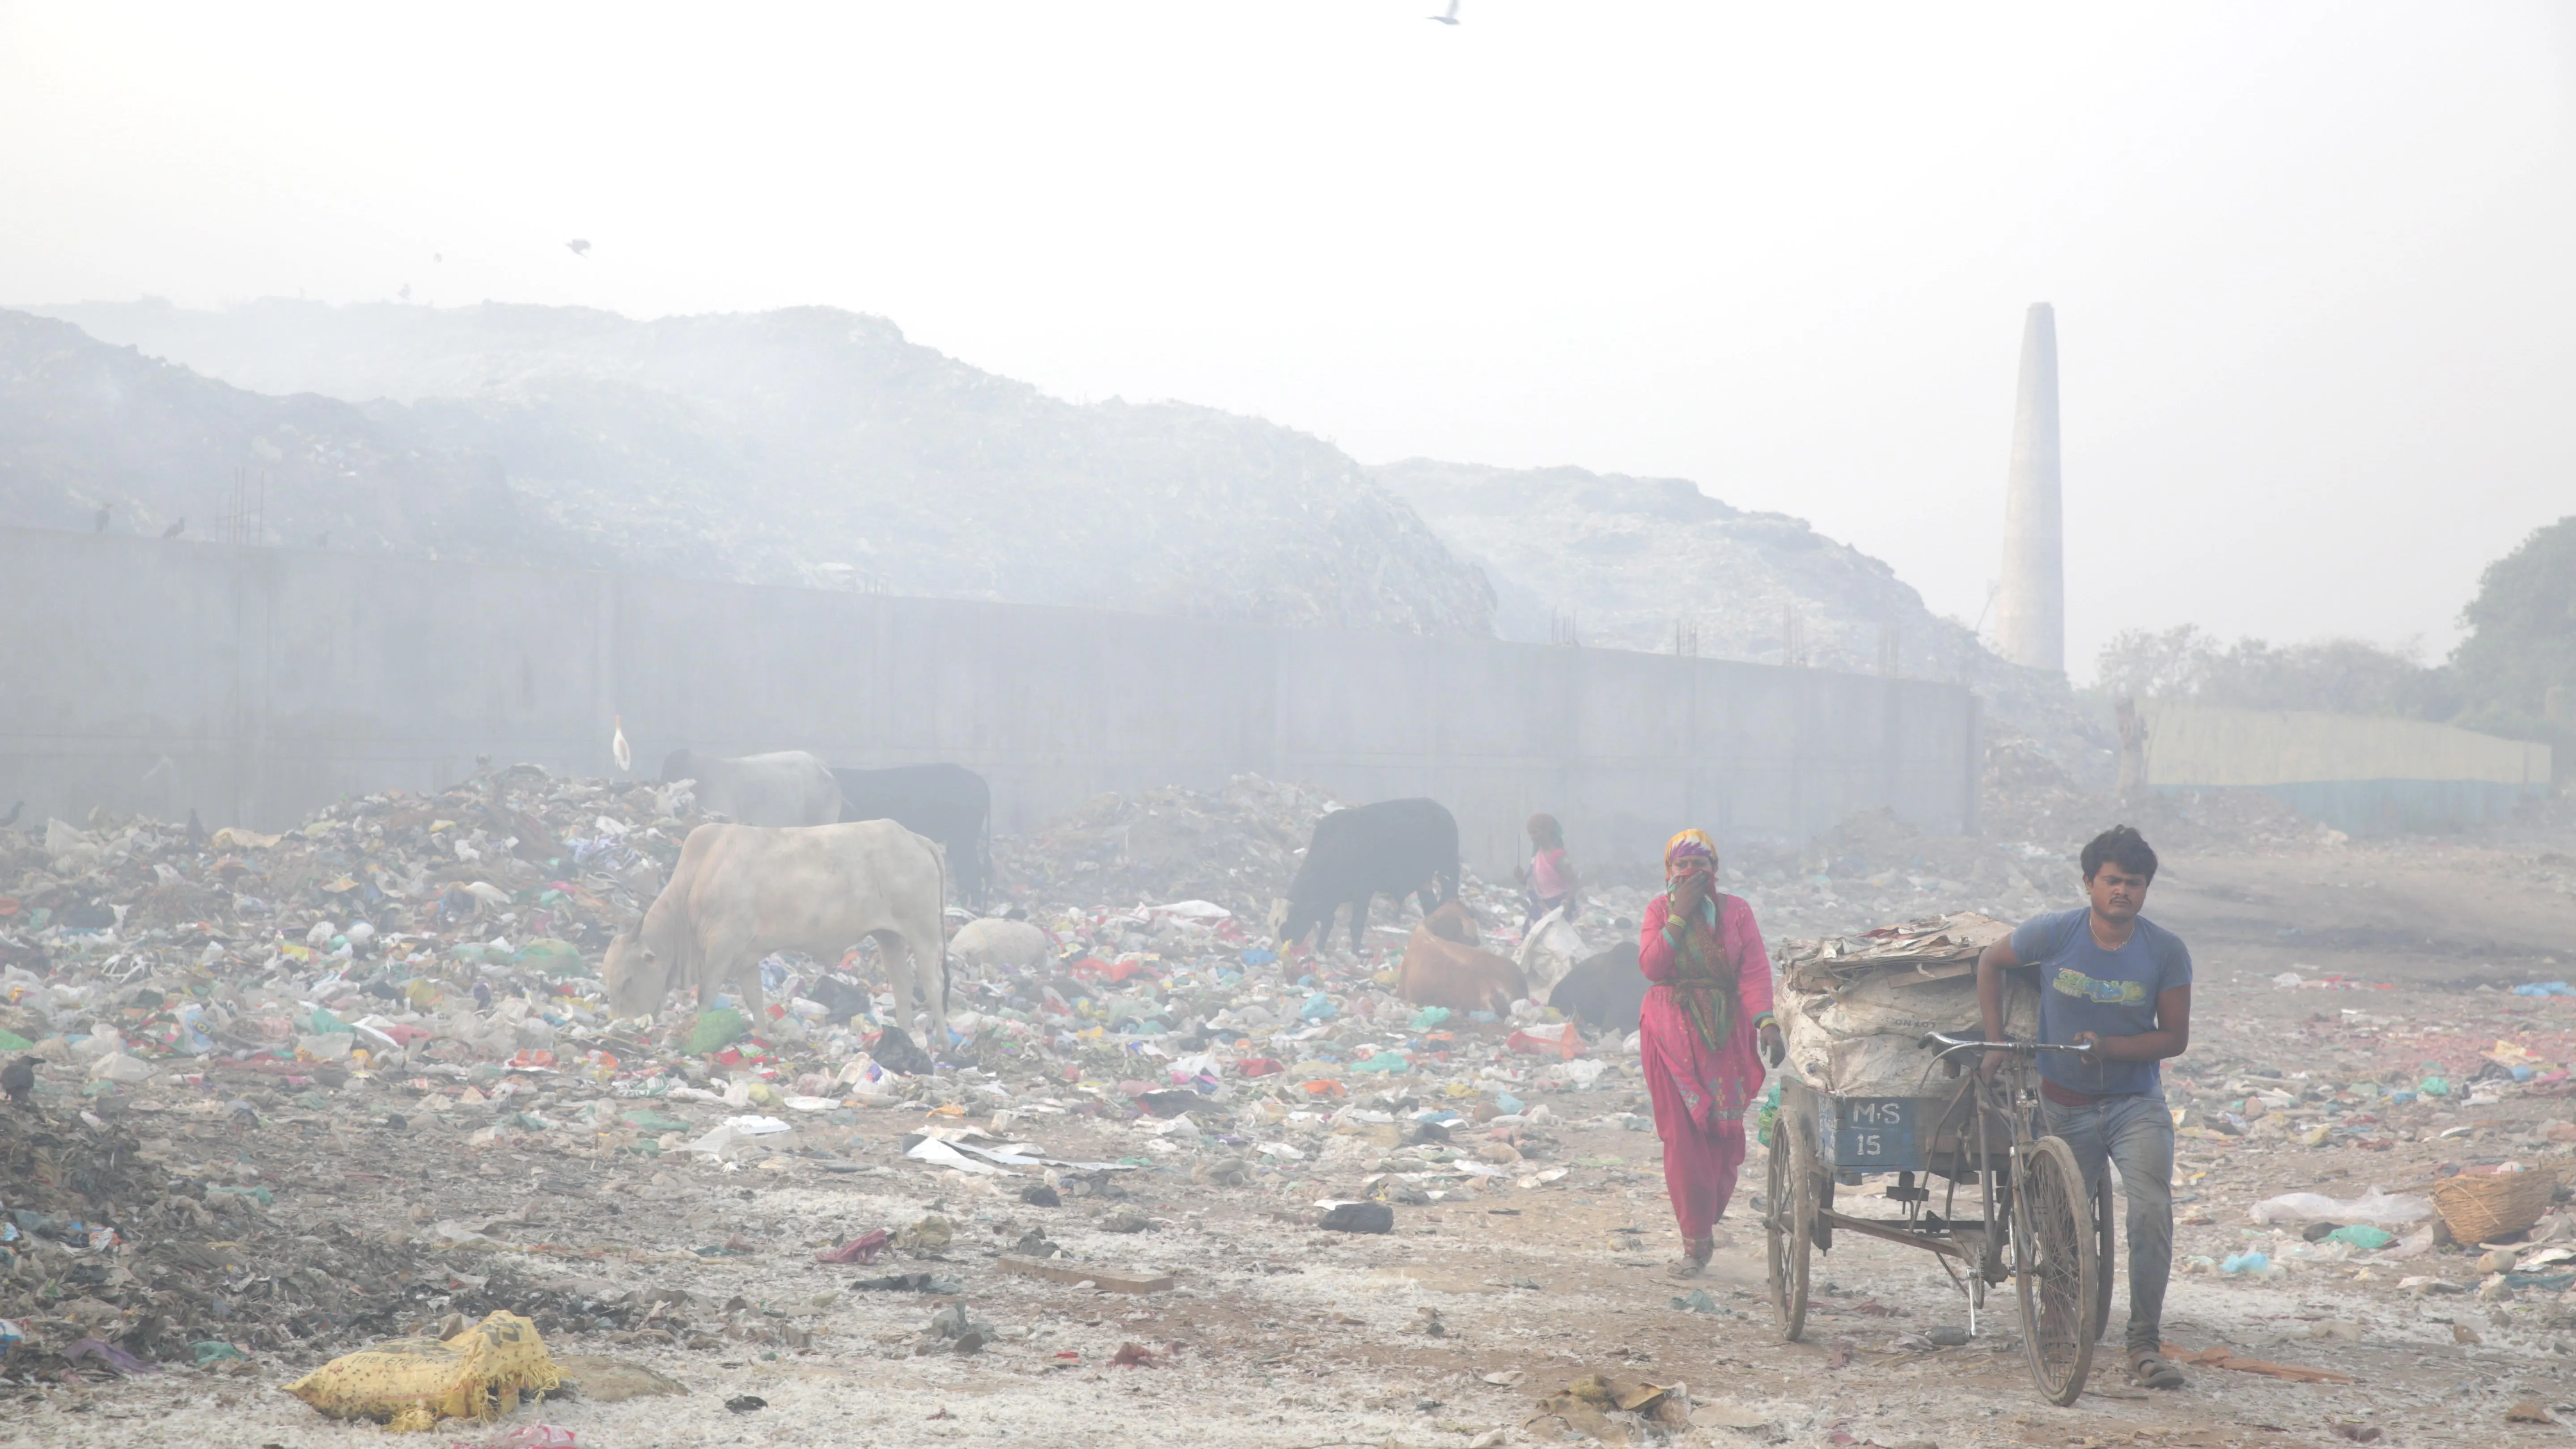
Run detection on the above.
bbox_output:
[834,764,993,905]
[1276,798,1460,953]
[1546,940,1650,1035]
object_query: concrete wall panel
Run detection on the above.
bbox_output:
[0,528,1979,876]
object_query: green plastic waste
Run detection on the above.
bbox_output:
[1754,1079,1783,1148]
[515,937,590,977]
[2419,1076,2451,1098]
[686,1008,750,1055]
[207,1185,275,1208]
[0,1029,33,1053]
[1352,1051,1411,1073]
[191,1340,247,1366]
[2324,1224,2396,1250]
[621,1109,691,1132]
[307,1006,352,1034]
[1409,1006,1452,1030]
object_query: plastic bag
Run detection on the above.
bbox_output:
[2248,1187,2433,1227]
[1507,1022,1585,1059]
[283,1310,561,1432]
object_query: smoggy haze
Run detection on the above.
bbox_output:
[3,1,2569,674]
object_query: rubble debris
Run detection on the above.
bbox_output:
[997,1255,1174,1294]
[1319,1200,1394,1233]
[549,1355,686,1402]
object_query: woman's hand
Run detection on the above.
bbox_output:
[1671,867,1712,909]
[1759,1021,1784,1068]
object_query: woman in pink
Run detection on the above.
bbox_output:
[1522,813,1580,926]
[1637,829,1782,1275]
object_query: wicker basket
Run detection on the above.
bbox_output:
[2431,1167,2559,1246]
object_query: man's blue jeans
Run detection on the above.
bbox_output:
[2040,1090,2173,1354]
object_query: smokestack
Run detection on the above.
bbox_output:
[1993,303,2064,674]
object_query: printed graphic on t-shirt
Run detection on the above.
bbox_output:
[2052,968,2148,1006]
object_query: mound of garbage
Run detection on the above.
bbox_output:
[21,300,1497,636]
[990,775,1343,921]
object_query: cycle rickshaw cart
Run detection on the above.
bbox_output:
[1764,1030,2111,1405]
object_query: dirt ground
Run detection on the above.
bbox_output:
[8,822,2576,1449]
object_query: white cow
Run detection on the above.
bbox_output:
[603,821,950,1053]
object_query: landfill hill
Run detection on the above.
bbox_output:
[17,299,1495,636]
[1373,455,2116,782]
[0,309,561,565]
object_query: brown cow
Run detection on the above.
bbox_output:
[603,821,949,1053]
[1396,902,1527,1016]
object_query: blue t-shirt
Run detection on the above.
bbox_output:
[2010,907,2192,1097]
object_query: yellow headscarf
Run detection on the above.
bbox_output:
[1661,828,1733,1052]
[1663,829,1717,880]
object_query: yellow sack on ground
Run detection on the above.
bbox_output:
[283,1310,561,1432]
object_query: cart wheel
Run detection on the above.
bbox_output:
[2088,1172,2115,1345]
[2013,1135,2100,1406]
[1766,1123,1814,1341]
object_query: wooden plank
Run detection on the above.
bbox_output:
[997,1253,1174,1295]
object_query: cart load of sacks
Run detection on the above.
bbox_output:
[1774,913,2040,1097]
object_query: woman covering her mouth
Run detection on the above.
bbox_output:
[1636,829,1783,1276]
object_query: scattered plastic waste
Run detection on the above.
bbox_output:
[2250,1188,2434,1227]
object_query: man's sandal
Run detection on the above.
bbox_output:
[2128,1351,2185,1389]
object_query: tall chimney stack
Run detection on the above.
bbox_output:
[1994,303,2064,674]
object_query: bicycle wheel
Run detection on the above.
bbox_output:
[1767,1119,1813,1341]
[2088,1172,2115,1344]
[2013,1135,2099,1406]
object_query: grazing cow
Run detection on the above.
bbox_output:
[603,821,950,1058]
[1546,941,1650,1035]
[834,764,994,904]
[1275,798,1460,953]
[1396,902,1527,1016]
[660,749,840,826]
[949,916,1051,979]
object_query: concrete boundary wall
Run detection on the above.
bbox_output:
[0,528,1980,877]
[2139,700,2551,834]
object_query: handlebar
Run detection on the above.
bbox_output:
[1919,1030,2100,1063]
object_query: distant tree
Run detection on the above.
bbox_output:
[2093,625,2450,719]
[2094,625,2213,701]
[2196,637,2453,719]
[2449,515,2576,738]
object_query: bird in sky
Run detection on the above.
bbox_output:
[1430,0,1460,23]
[567,239,591,258]
[613,716,633,772]
[163,517,185,539]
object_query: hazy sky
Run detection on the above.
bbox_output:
[4,2,2570,677]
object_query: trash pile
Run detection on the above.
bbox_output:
[990,775,1344,919]
[1773,913,2033,1096]
[0,765,1675,1392]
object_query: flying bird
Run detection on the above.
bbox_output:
[1429,0,1460,23]
[612,716,632,772]
[162,517,186,539]
[94,505,109,533]
[567,239,591,257]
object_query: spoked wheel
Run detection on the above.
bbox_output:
[2088,1172,2115,1344]
[1766,1121,1814,1341]
[2013,1135,2100,1406]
